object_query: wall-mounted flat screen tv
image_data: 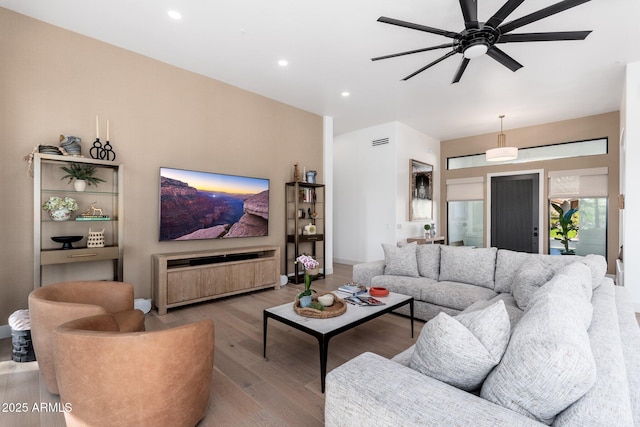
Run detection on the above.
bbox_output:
[159,167,269,241]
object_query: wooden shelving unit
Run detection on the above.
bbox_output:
[285,182,325,283]
[33,153,123,288]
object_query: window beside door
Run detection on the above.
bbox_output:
[448,201,483,247]
[549,198,607,257]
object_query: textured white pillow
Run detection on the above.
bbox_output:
[580,254,607,289]
[481,289,596,425]
[382,242,419,277]
[555,262,593,302]
[511,258,556,310]
[408,300,510,391]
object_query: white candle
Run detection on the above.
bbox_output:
[107,120,110,141]
[96,115,99,139]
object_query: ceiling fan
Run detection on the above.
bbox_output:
[372,0,592,83]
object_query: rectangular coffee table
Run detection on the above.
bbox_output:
[263,291,413,392]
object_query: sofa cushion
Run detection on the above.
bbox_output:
[371,275,436,300]
[511,258,556,310]
[382,242,419,277]
[420,281,498,311]
[438,246,497,290]
[416,244,441,280]
[481,284,596,425]
[409,300,510,391]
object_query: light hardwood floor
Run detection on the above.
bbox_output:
[0,264,422,426]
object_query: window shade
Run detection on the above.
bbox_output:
[446,177,484,201]
[548,167,608,198]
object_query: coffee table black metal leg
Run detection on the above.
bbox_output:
[410,299,414,338]
[317,335,329,393]
[263,311,268,358]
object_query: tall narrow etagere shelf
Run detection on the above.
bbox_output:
[33,153,123,288]
[285,181,325,283]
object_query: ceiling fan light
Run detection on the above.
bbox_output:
[486,146,518,162]
[463,43,488,59]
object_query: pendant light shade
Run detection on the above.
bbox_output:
[486,115,518,162]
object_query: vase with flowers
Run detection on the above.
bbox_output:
[42,196,79,221]
[296,254,320,308]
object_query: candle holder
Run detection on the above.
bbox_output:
[90,138,103,160]
[89,138,116,161]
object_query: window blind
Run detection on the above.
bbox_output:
[548,167,608,198]
[446,177,484,201]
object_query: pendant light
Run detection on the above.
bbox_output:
[486,115,518,162]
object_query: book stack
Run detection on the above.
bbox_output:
[336,283,367,296]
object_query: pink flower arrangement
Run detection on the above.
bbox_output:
[296,254,319,271]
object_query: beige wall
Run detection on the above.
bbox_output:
[0,8,323,323]
[440,112,620,272]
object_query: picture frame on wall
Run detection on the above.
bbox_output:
[410,159,433,221]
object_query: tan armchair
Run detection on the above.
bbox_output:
[53,314,214,427]
[28,281,145,394]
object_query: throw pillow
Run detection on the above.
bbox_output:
[438,246,497,289]
[481,289,596,425]
[511,258,555,310]
[416,244,440,280]
[408,300,510,391]
[580,254,607,290]
[555,262,593,302]
[527,274,593,329]
[382,242,419,277]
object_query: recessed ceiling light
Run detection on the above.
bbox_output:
[341,91,350,97]
[168,10,182,20]
[278,60,288,67]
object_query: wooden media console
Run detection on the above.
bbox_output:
[152,245,281,315]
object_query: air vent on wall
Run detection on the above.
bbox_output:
[372,137,389,147]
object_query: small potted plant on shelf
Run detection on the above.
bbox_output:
[60,163,106,192]
[296,254,320,308]
[42,196,79,221]
[551,202,579,255]
[424,223,431,238]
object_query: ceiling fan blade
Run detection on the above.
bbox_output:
[486,46,523,72]
[377,16,459,38]
[499,0,591,34]
[485,0,525,29]
[402,50,458,81]
[499,31,591,43]
[459,0,479,29]
[451,58,471,84]
[371,44,454,61]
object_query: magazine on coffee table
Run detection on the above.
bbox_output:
[343,296,386,306]
[357,296,385,306]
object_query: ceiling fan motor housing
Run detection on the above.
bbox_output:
[457,25,500,58]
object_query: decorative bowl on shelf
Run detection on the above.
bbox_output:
[51,235,83,249]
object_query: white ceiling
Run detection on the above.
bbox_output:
[3,0,639,140]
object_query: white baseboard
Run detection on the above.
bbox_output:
[333,258,362,265]
[0,324,11,339]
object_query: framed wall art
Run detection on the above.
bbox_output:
[409,159,433,221]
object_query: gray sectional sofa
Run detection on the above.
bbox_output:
[325,243,640,426]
